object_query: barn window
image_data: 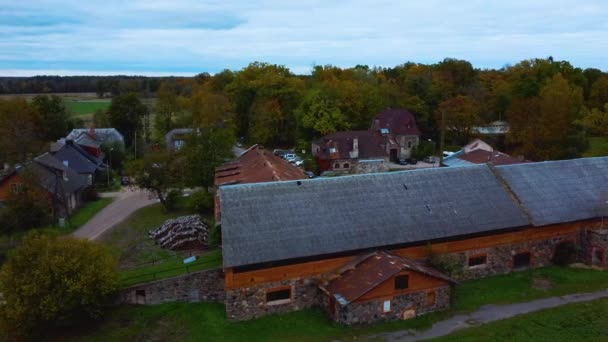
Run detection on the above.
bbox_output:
[266,287,292,305]
[343,163,350,169]
[425,291,436,306]
[334,163,340,169]
[513,252,531,269]
[468,254,487,267]
[383,300,391,313]
[394,275,409,290]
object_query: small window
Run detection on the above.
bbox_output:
[266,287,291,304]
[513,252,531,269]
[468,255,487,267]
[383,300,391,313]
[407,141,412,148]
[425,291,436,306]
[394,275,409,290]
[329,147,337,153]
[343,163,350,169]
[334,163,340,169]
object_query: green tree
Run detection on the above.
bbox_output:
[107,93,149,147]
[31,95,71,141]
[436,95,481,145]
[154,81,182,138]
[297,89,349,137]
[182,127,235,188]
[0,98,45,163]
[0,233,119,339]
[0,178,52,233]
[580,104,608,136]
[93,108,111,128]
[589,76,608,109]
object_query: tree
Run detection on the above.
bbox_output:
[126,149,184,210]
[580,104,608,136]
[31,95,71,141]
[0,98,45,163]
[182,127,235,188]
[297,89,349,137]
[589,76,608,109]
[93,108,111,128]
[0,233,119,338]
[107,93,149,147]
[0,176,52,233]
[154,81,182,138]
[436,95,481,145]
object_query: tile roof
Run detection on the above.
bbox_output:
[459,149,524,166]
[495,157,608,226]
[314,130,387,160]
[371,108,421,136]
[215,144,307,186]
[220,164,529,268]
[324,251,454,305]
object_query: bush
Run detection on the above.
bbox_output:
[82,186,100,202]
[427,244,465,279]
[552,241,578,266]
[210,225,222,247]
[164,189,182,212]
[0,189,51,233]
[190,190,214,215]
[0,233,119,339]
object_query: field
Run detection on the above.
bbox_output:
[62,266,608,341]
[65,99,111,117]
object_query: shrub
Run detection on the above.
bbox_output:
[82,186,100,201]
[552,241,578,266]
[426,244,465,279]
[210,225,222,247]
[190,190,214,215]
[0,233,119,339]
[164,189,182,212]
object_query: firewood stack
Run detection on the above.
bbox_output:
[149,215,210,250]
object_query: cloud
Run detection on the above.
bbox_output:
[1,0,607,75]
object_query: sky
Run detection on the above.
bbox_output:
[1,0,608,76]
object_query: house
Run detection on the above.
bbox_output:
[313,108,421,173]
[214,144,307,224]
[218,156,608,323]
[66,128,124,148]
[165,128,194,151]
[70,128,104,158]
[51,140,105,185]
[0,153,89,216]
[443,139,525,167]
[472,120,510,135]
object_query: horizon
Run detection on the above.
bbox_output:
[2,1,608,76]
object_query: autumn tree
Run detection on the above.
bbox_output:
[0,98,45,163]
[107,93,149,147]
[436,95,481,145]
[0,233,119,339]
[589,76,608,109]
[580,104,608,136]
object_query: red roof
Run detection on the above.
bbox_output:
[215,145,307,186]
[324,251,453,305]
[459,149,524,166]
[371,108,421,136]
[313,131,386,160]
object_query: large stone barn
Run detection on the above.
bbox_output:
[218,157,608,324]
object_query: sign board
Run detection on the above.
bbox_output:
[183,256,197,264]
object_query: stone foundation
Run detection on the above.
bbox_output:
[120,268,224,305]
[225,276,322,321]
[582,226,608,267]
[328,286,451,325]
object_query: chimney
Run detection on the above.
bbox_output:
[350,138,359,159]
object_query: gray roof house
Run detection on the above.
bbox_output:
[165,128,194,151]
[51,140,104,184]
[67,128,124,147]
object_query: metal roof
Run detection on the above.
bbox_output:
[495,157,608,226]
[220,164,530,268]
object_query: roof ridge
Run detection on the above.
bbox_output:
[487,164,535,225]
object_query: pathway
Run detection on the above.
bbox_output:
[370,289,608,341]
[72,188,158,240]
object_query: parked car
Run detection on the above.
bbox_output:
[293,160,304,167]
[121,176,130,185]
[283,153,296,161]
[397,158,408,165]
[406,158,418,165]
[424,156,437,164]
[304,171,316,178]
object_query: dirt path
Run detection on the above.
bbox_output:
[370,289,608,341]
[72,188,158,240]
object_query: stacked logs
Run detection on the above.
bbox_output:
[149,215,209,250]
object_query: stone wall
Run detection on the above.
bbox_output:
[225,275,323,321]
[582,227,608,267]
[436,233,578,281]
[329,285,451,325]
[352,159,390,174]
[120,268,224,305]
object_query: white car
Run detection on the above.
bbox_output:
[284,153,296,161]
[293,160,304,166]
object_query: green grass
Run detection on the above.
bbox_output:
[65,100,111,117]
[584,136,608,157]
[63,266,608,341]
[432,298,608,341]
[36,197,114,235]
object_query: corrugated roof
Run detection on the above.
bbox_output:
[495,157,608,226]
[324,251,453,305]
[215,145,307,186]
[220,164,529,268]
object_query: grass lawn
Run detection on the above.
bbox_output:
[65,99,111,117]
[584,136,608,157]
[432,298,608,341]
[65,266,608,341]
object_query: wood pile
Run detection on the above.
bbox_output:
[149,215,209,250]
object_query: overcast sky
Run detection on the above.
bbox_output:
[1,0,607,76]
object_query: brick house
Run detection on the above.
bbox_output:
[313,108,421,173]
[218,156,608,323]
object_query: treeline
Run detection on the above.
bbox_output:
[149,58,608,161]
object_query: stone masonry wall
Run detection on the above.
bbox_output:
[440,233,578,281]
[120,268,224,305]
[331,286,451,325]
[225,275,323,321]
[582,227,608,267]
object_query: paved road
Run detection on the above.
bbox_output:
[369,289,608,341]
[72,188,158,240]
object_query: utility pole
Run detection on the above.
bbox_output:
[438,110,446,167]
[134,131,137,159]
